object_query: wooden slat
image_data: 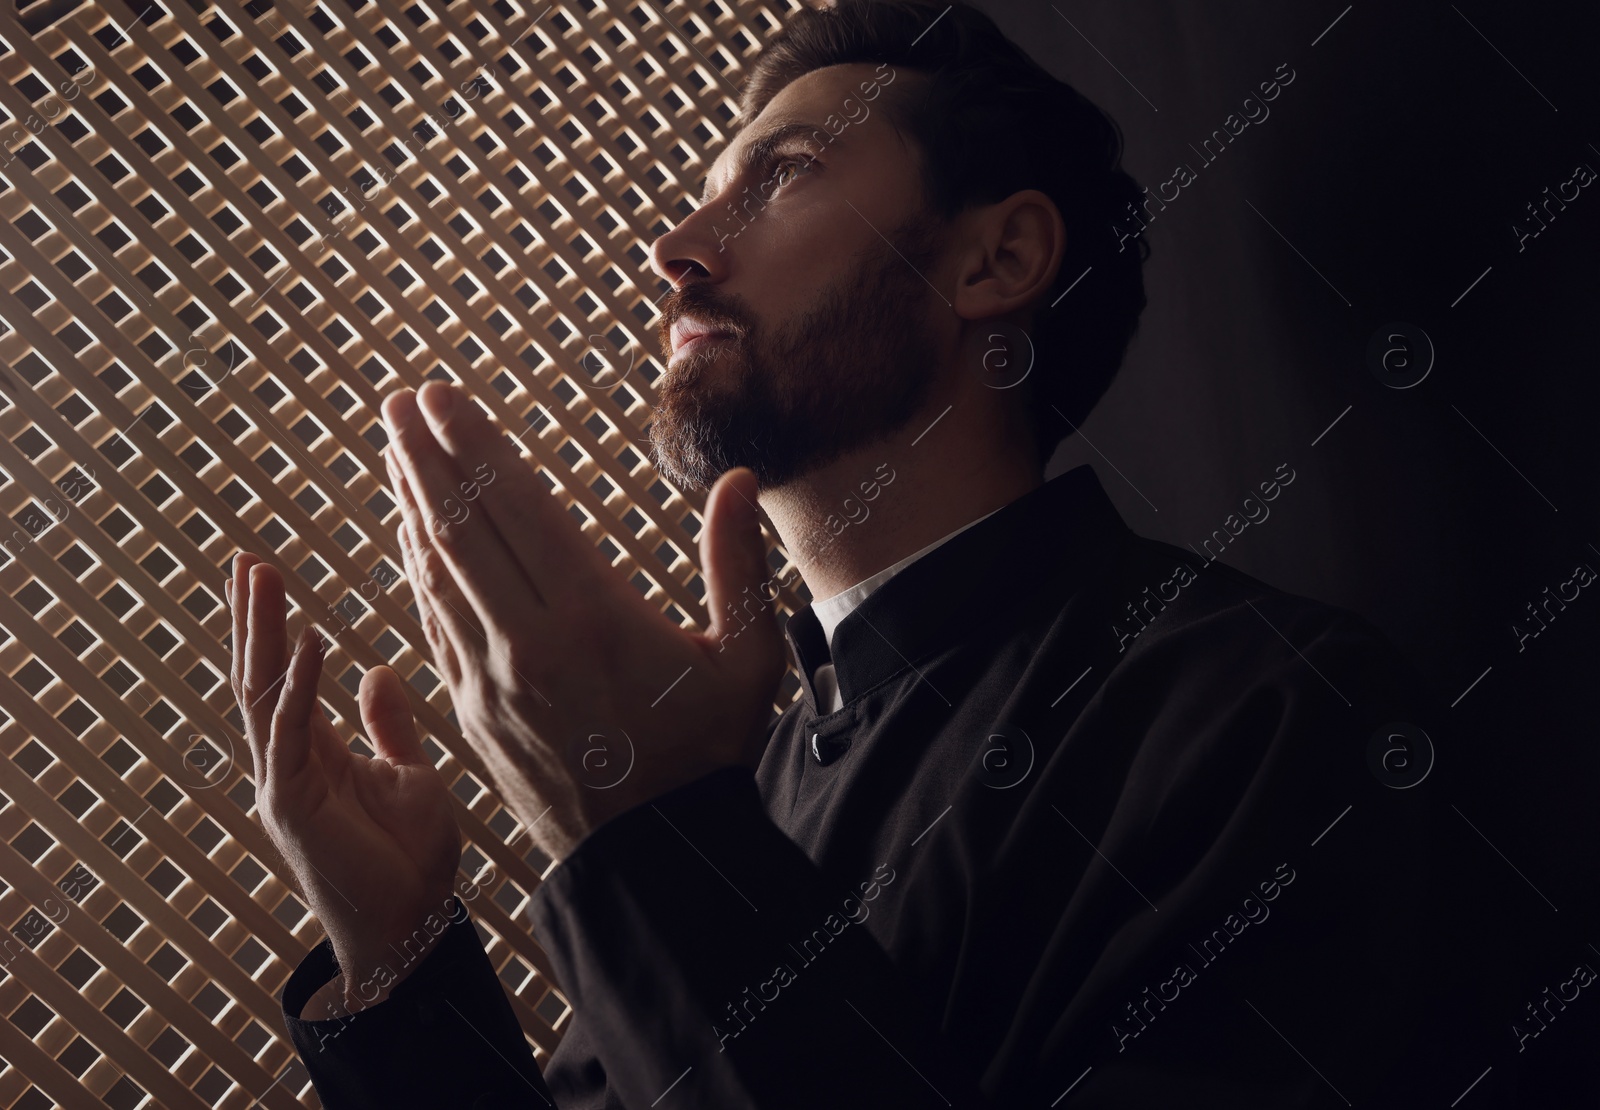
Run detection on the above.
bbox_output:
[0,0,809,1104]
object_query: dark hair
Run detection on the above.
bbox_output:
[738,0,1150,465]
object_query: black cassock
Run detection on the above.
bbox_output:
[280,464,1452,1109]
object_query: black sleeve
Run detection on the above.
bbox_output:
[525,765,990,1109]
[280,896,556,1109]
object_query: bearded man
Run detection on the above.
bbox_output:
[230,2,1448,1106]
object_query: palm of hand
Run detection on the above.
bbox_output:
[269,701,463,956]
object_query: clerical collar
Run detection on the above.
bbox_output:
[782,464,1131,715]
[810,505,1003,651]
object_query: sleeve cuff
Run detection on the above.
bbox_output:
[281,895,552,1109]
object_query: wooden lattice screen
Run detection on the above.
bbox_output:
[0,0,813,1104]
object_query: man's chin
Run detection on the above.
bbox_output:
[645,398,731,492]
[645,438,722,493]
[647,342,778,490]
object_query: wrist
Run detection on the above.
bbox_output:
[327,900,461,1014]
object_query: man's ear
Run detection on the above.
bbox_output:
[950,190,1066,321]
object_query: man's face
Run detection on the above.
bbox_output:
[646,63,951,491]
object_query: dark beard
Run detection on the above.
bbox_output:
[647,212,947,492]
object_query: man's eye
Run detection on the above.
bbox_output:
[771,157,813,190]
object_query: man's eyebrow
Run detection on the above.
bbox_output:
[697,121,830,206]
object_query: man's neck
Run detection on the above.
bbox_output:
[758,403,1044,603]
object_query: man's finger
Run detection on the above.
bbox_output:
[702,467,780,662]
[270,624,324,787]
[358,663,427,767]
[243,562,290,780]
[228,556,253,783]
[411,381,604,603]
[383,387,545,641]
[388,447,474,682]
[397,509,464,688]
[229,552,260,698]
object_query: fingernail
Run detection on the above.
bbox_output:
[225,578,233,605]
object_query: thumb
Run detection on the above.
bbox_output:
[359,664,427,766]
[702,467,780,662]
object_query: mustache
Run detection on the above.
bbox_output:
[658,286,748,349]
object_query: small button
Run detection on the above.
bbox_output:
[811,730,851,765]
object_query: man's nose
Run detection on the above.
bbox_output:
[649,200,733,289]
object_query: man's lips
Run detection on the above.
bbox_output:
[670,332,732,361]
[668,316,736,360]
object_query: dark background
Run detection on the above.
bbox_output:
[1008,0,1598,1103]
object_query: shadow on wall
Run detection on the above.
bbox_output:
[1011,0,1599,1103]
